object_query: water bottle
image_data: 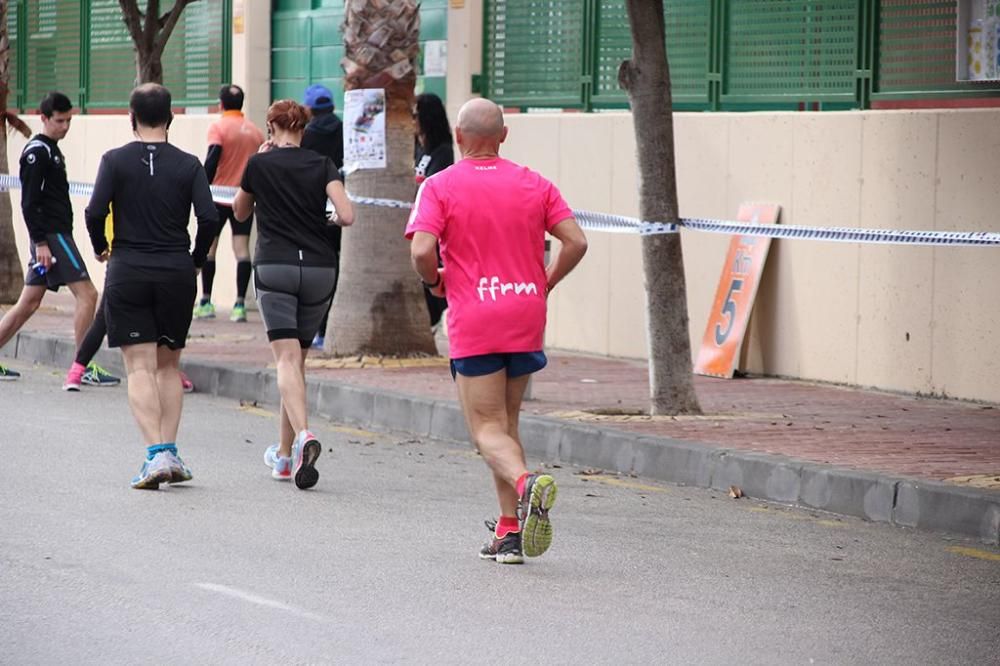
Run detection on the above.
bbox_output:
[30,256,56,276]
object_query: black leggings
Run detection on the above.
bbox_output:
[76,292,107,366]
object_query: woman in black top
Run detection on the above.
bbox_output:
[413,93,453,327]
[233,99,354,490]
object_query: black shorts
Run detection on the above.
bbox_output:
[24,232,91,291]
[216,204,252,236]
[104,267,197,349]
[254,263,338,348]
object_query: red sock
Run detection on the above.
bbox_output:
[515,472,530,498]
[496,515,520,538]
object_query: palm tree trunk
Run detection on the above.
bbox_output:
[329,1,435,355]
[0,1,31,303]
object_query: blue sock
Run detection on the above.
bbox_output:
[146,443,178,459]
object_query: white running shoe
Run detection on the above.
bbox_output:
[264,443,291,481]
[292,430,321,490]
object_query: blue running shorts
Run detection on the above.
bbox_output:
[450,351,547,380]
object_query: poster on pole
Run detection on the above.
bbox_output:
[694,203,781,379]
[344,88,387,170]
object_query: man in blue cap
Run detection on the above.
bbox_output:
[301,84,344,349]
[302,84,343,172]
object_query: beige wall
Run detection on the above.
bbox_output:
[499,110,1000,404]
[231,0,272,129]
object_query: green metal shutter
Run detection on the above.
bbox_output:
[876,0,956,94]
[722,0,860,104]
[418,0,448,100]
[592,1,712,110]
[484,0,587,108]
[872,0,1000,100]
[162,0,228,106]
[86,0,136,109]
[592,0,630,106]
[665,1,714,106]
[24,0,81,110]
[271,7,346,105]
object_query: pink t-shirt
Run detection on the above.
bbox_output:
[405,157,573,359]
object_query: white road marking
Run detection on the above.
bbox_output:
[195,583,329,622]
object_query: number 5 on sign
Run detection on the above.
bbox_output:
[694,203,781,378]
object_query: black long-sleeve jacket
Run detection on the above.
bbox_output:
[84,141,218,268]
[19,134,73,243]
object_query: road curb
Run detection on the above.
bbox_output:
[7,330,999,545]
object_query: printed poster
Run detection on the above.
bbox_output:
[694,203,781,379]
[344,88,387,170]
[423,40,448,77]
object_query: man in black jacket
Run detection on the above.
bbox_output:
[0,92,98,380]
[85,84,218,490]
[301,83,344,349]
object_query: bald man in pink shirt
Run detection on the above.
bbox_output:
[407,98,587,564]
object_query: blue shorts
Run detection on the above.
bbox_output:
[450,351,547,380]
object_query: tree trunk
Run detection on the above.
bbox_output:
[137,48,165,84]
[119,0,194,85]
[620,0,701,415]
[329,0,436,356]
[0,0,30,303]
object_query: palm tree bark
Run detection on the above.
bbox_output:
[619,0,700,415]
[0,0,32,303]
[329,1,436,355]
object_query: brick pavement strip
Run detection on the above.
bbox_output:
[5,298,1000,545]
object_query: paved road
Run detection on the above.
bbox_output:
[1,360,998,665]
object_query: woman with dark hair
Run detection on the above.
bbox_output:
[414,93,454,184]
[233,99,354,490]
[413,93,453,326]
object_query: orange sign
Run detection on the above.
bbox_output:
[694,203,781,378]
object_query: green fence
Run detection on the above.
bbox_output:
[482,0,1000,110]
[272,0,449,110]
[8,0,231,112]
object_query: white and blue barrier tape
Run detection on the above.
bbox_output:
[1,174,997,247]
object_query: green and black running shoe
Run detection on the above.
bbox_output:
[0,365,21,380]
[82,362,120,386]
[518,473,557,558]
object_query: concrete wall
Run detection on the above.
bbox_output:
[499,109,1000,404]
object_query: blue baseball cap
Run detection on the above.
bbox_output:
[303,84,334,110]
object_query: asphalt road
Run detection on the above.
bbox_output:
[1,358,998,665]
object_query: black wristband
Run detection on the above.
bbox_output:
[421,274,441,288]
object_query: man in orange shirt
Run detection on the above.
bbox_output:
[195,84,264,322]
